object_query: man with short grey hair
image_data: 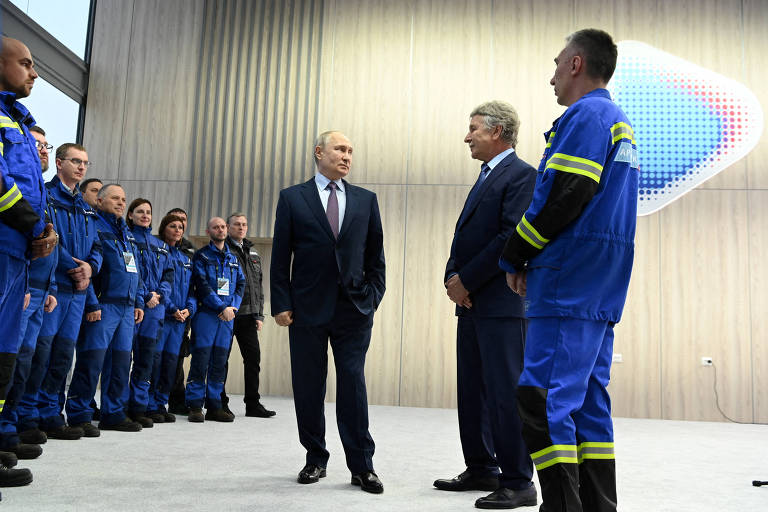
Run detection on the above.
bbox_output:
[220,212,274,418]
[271,130,386,494]
[435,101,537,509]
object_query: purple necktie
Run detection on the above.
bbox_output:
[326,182,339,239]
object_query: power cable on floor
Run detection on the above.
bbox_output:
[711,363,768,425]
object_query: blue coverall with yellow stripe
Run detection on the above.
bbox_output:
[0,92,46,415]
[500,88,639,512]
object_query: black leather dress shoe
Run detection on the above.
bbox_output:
[351,471,384,494]
[297,464,326,484]
[475,486,537,509]
[245,402,276,418]
[434,470,498,492]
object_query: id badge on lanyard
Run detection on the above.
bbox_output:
[217,277,230,296]
[123,251,138,273]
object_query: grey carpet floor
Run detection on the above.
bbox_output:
[3,396,767,511]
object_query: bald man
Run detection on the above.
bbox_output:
[0,36,56,488]
[185,217,244,423]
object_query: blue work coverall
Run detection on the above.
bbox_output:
[17,176,102,432]
[149,243,195,414]
[65,210,145,427]
[500,88,639,511]
[185,242,244,411]
[0,92,46,414]
[126,225,173,416]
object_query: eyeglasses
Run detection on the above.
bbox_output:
[35,141,53,151]
[60,157,92,168]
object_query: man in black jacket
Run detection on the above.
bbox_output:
[220,212,274,418]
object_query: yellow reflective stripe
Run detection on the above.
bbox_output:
[531,444,578,470]
[516,214,549,250]
[0,399,4,413]
[0,122,23,134]
[0,183,23,212]
[0,140,4,156]
[611,122,635,144]
[546,131,556,148]
[546,152,603,183]
[0,116,12,123]
[577,441,615,463]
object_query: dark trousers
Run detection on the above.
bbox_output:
[456,315,533,490]
[168,320,191,408]
[288,296,375,475]
[222,314,262,407]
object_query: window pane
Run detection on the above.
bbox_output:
[10,0,91,59]
[18,77,80,182]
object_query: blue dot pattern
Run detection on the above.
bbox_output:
[607,41,762,215]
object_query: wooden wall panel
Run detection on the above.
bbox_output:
[249,240,293,398]
[85,0,768,421]
[748,191,768,422]
[744,0,768,190]
[118,181,190,227]
[316,0,413,184]
[118,0,205,182]
[82,0,134,181]
[189,0,325,238]
[659,190,752,422]
[657,0,747,191]
[491,0,574,165]
[611,213,662,419]
[400,185,469,407]
[408,0,493,185]
[361,184,407,406]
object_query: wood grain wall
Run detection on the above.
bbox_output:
[84,0,768,422]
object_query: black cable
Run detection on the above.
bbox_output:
[711,363,768,425]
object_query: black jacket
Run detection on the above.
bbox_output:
[225,236,265,320]
[179,237,196,259]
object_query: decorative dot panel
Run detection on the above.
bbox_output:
[608,41,764,216]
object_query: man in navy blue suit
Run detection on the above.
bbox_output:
[434,101,537,509]
[271,130,386,494]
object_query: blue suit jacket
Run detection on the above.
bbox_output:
[271,177,386,326]
[445,151,536,318]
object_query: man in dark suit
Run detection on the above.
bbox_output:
[271,130,386,494]
[434,101,537,509]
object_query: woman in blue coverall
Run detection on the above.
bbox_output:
[147,214,196,423]
[125,199,174,427]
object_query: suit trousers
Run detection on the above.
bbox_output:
[457,315,533,490]
[288,294,375,475]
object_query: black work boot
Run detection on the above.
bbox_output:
[0,450,31,487]
[146,411,166,424]
[18,428,47,445]
[128,412,154,428]
[7,443,42,460]
[188,408,204,423]
[46,425,84,440]
[205,408,235,422]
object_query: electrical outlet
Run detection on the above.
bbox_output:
[612,353,623,363]
[701,357,713,366]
